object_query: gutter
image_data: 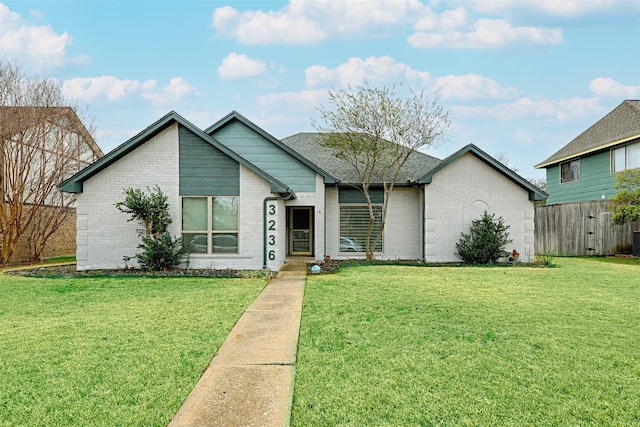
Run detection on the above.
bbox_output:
[263,193,295,269]
[534,133,640,169]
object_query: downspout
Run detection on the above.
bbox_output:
[420,185,425,261]
[263,193,294,269]
[324,187,327,260]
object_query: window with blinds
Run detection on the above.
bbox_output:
[339,205,383,252]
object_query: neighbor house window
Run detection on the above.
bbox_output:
[560,159,581,183]
[182,196,238,254]
[339,205,383,252]
[612,141,640,173]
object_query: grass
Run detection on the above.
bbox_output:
[42,255,76,264]
[292,258,640,426]
[586,255,640,266]
[0,275,265,427]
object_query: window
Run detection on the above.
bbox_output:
[560,159,580,183]
[182,196,238,254]
[612,141,640,172]
[339,205,383,252]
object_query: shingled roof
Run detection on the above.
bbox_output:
[280,132,442,184]
[535,100,640,168]
[0,106,103,158]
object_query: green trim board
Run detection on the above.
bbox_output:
[58,110,294,196]
[206,111,338,185]
[415,143,548,201]
[339,187,384,204]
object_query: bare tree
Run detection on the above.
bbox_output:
[527,176,546,193]
[313,82,451,260]
[494,152,546,193]
[0,60,100,263]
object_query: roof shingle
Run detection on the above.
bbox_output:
[280,132,442,184]
[536,100,640,168]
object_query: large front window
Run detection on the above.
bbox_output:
[560,159,580,183]
[339,205,383,252]
[182,196,238,254]
[612,141,640,172]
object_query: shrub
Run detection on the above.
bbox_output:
[116,186,187,271]
[136,233,188,272]
[456,211,512,264]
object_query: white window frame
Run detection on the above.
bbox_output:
[611,141,640,173]
[560,159,581,184]
[181,196,239,255]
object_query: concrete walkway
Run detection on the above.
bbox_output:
[168,259,308,427]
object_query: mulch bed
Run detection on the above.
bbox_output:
[3,264,261,278]
[6,258,528,278]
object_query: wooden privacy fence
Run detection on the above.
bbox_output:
[535,201,635,256]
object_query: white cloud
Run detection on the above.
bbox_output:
[62,76,156,102]
[415,7,471,32]
[0,3,81,70]
[589,77,640,98]
[408,18,562,50]
[211,0,427,45]
[217,53,267,80]
[141,77,201,107]
[257,89,328,113]
[468,0,639,18]
[453,97,600,122]
[435,74,518,100]
[305,56,432,88]
[212,4,325,45]
[210,1,565,51]
[62,76,199,106]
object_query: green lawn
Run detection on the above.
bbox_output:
[292,258,640,426]
[0,275,265,427]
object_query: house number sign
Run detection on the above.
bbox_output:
[268,203,277,261]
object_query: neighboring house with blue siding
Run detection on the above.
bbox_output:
[535,100,640,203]
[59,110,546,271]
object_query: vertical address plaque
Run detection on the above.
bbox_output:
[267,203,277,261]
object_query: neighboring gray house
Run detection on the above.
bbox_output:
[59,110,546,271]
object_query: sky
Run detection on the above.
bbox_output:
[1,1,639,180]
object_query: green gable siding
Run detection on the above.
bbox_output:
[545,150,618,204]
[211,121,317,193]
[179,125,239,196]
[339,187,384,204]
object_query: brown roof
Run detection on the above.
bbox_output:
[535,100,640,168]
[0,106,103,158]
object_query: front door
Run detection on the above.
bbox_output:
[288,207,313,256]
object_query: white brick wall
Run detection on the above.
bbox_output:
[77,124,180,270]
[424,153,535,262]
[383,187,422,259]
[325,186,422,260]
[325,187,340,258]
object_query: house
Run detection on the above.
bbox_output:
[535,100,640,204]
[1,106,103,262]
[533,100,640,256]
[59,110,546,271]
